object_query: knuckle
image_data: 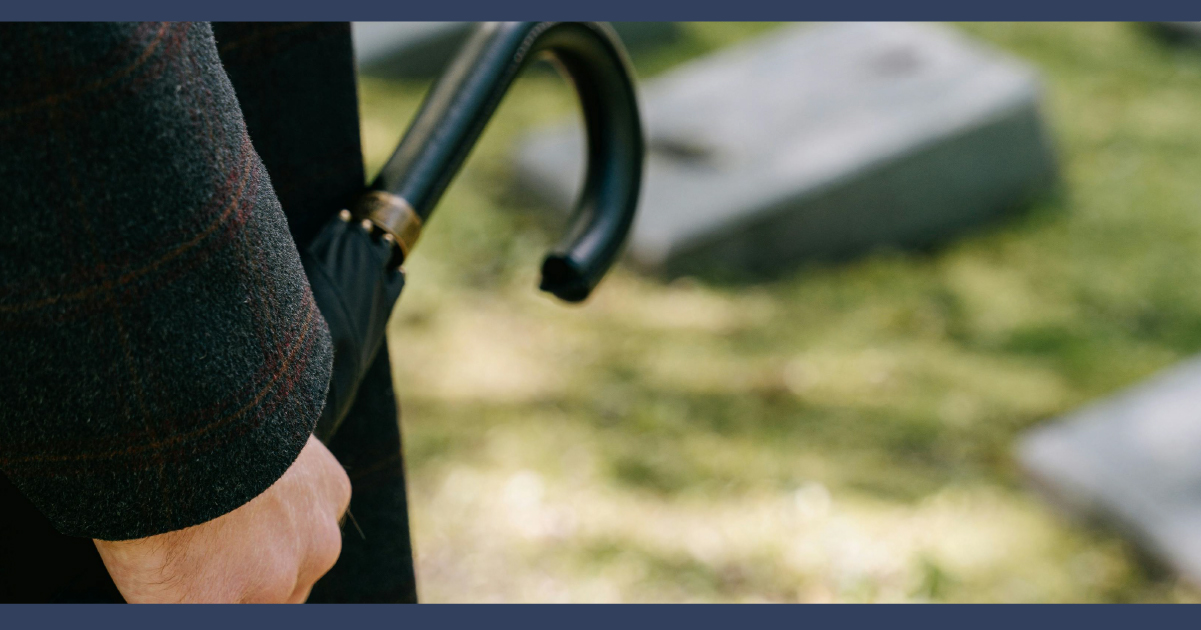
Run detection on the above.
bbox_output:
[246,558,300,604]
[299,518,343,586]
[264,579,299,604]
[312,439,351,516]
[316,518,344,571]
[330,464,352,516]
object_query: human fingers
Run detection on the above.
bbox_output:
[304,435,352,520]
[288,436,350,595]
[286,583,314,604]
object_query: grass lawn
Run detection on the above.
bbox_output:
[358,22,1201,602]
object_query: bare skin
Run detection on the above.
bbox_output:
[93,435,351,603]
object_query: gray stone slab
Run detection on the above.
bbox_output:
[352,22,679,78]
[353,22,472,77]
[1159,22,1201,41]
[514,22,1058,278]
[1017,356,1201,587]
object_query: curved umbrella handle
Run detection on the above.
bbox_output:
[354,21,644,302]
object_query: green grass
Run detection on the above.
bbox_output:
[360,22,1201,602]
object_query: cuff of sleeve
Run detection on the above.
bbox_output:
[3,296,333,541]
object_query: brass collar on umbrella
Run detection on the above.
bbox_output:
[349,190,423,266]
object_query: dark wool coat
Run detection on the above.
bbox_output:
[0,22,417,603]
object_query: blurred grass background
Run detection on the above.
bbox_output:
[358,22,1201,602]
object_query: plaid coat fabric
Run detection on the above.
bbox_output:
[212,22,367,247]
[211,22,418,603]
[0,21,418,603]
[0,23,333,542]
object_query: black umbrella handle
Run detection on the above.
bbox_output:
[354,21,644,302]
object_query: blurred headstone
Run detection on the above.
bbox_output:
[1018,356,1201,587]
[353,22,470,77]
[352,22,680,78]
[1156,22,1201,42]
[515,22,1058,278]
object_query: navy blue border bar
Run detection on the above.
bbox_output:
[2,0,1200,21]
[2,603,1196,629]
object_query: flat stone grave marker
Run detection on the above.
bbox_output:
[1158,22,1201,41]
[352,22,471,78]
[1018,356,1201,587]
[515,22,1058,278]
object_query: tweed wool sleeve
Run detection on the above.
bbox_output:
[0,22,334,540]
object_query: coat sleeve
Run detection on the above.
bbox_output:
[0,22,334,541]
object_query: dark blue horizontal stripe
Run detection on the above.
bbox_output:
[3,0,1201,21]
[4,603,1197,630]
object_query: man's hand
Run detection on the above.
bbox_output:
[94,435,351,603]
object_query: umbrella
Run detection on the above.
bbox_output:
[305,21,645,442]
